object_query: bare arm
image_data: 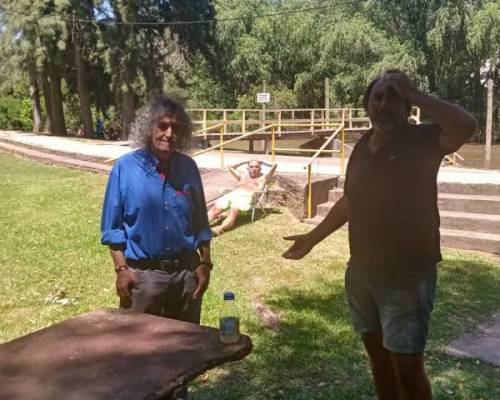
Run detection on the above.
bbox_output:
[109,244,127,268]
[228,161,247,180]
[410,92,477,153]
[384,72,477,154]
[308,195,349,244]
[282,195,349,259]
[109,244,137,308]
[193,241,212,300]
[264,163,278,181]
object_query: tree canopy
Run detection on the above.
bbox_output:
[0,0,498,140]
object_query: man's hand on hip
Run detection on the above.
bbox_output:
[193,264,211,300]
[115,269,137,308]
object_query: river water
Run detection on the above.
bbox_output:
[455,144,500,170]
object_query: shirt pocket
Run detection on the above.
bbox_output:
[172,187,193,221]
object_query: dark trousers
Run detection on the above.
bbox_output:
[121,265,201,400]
[125,268,201,323]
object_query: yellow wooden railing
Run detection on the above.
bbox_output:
[304,124,345,219]
[193,125,273,168]
[188,107,423,135]
[188,107,372,134]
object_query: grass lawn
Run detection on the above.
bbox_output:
[1,151,500,399]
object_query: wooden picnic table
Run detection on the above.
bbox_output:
[0,308,252,400]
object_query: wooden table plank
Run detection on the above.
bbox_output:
[0,309,252,400]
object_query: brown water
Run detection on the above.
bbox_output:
[455,144,500,170]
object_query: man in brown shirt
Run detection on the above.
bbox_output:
[283,70,477,400]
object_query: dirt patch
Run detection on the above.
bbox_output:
[251,298,281,330]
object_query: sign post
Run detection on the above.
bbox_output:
[485,78,494,169]
[256,82,271,153]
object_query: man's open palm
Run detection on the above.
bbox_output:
[282,234,315,259]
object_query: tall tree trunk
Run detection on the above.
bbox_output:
[121,87,135,141]
[41,70,53,133]
[120,49,137,140]
[73,23,94,138]
[47,64,67,136]
[28,66,43,133]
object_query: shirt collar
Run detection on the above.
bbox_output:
[359,126,411,156]
[138,149,178,173]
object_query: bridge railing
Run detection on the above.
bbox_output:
[188,108,366,135]
[188,107,422,135]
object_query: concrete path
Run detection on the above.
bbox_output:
[447,313,500,366]
[2,131,500,184]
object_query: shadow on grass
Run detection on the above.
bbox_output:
[211,208,283,234]
[425,255,500,399]
[192,255,500,400]
[191,267,374,400]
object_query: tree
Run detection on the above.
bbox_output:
[0,1,45,132]
[70,0,95,138]
[96,0,216,139]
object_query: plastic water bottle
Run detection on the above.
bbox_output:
[219,291,240,344]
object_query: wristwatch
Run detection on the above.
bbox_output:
[115,265,129,273]
[199,261,214,270]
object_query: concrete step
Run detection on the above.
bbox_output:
[438,181,500,196]
[316,201,336,218]
[441,228,500,254]
[326,190,500,215]
[316,205,500,235]
[328,187,344,202]
[438,193,500,215]
[301,221,500,254]
[304,215,325,225]
[440,211,500,234]
[337,175,346,189]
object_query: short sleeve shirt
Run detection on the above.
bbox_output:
[344,124,445,271]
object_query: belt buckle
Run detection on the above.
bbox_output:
[160,259,179,274]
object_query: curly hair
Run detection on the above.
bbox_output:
[362,69,412,116]
[130,96,192,152]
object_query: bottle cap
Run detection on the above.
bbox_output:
[223,291,235,300]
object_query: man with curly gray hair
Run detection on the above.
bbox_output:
[101,96,213,400]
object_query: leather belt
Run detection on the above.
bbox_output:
[126,253,199,274]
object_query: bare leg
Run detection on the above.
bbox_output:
[212,208,240,235]
[392,353,432,400]
[207,206,222,223]
[362,332,403,400]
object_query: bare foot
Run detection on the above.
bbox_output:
[211,227,224,237]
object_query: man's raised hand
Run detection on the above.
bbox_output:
[382,71,418,100]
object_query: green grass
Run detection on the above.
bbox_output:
[1,151,500,399]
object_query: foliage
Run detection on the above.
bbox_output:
[237,84,298,109]
[0,0,499,140]
[0,96,33,131]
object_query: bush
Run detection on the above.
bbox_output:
[0,96,33,131]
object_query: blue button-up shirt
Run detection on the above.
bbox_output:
[100,149,212,260]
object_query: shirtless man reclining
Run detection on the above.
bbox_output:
[208,160,277,236]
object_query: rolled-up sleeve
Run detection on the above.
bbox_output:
[101,163,126,245]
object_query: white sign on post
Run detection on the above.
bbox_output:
[256,92,270,103]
